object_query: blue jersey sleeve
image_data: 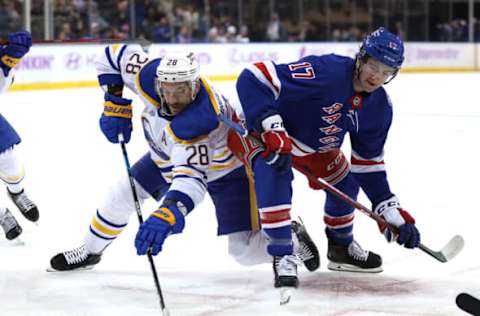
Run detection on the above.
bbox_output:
[350,89,394,204]
[236,66,278,131]
[236,56,329,132]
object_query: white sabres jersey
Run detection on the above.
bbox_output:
[96,44,242,209]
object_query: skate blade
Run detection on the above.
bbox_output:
[279,288,294,305]
[14,237,25,246]
[327,261,383,273]
[46,265,96,272]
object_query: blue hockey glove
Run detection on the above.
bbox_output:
[135,202,186,255]
[99,93,133,143]
[258,113,292,174]
[0,31,32,74]
[373,195,420,249]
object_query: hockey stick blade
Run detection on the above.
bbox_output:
[419,235,464,263]
[456,293,480,315]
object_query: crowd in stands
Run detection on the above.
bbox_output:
[1,0,480,43]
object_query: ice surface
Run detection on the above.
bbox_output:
[1,73,479,315]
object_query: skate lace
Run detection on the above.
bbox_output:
[275,255,302,277]
[64,246,88,265]
[348,240,369,262]
[295,241,314,261]
[0,211,18,231]
[292,221,314,262]
[15,193,35,211]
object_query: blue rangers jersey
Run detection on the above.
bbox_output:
[236,54,395,204]
[96,44,242,212]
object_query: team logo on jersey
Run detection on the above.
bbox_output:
[141,117,170,160]
[322,102,343,114]
[349,94,363,109]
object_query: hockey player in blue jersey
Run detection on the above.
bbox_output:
[0,31,40,241]
[49,46,319,273]
[228,27,421,288]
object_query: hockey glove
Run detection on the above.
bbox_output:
[0,31,32,74]
[258,113,292,174]
[373,195,420,249]
[99,93,133,143]
[135,202,186,255]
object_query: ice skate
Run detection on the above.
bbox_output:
[8,189,39,222]
[327,239,382,273]
[0,209,22,240]
[49,245,101,272]
[273,254,301,288]
[292,219,320,271]
[273,254,301,305]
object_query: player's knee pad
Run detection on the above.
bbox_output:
[99,176,150,223]
[293,149,349,190]
[0,146,24,184]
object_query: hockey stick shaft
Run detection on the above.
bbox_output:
[218,114,452,263]
[118,133,169,315]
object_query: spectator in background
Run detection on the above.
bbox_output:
[57,22,74,40]
[266,12,288,42]
[0,1,22,36]
[236,24,250,43]
[175,25,191,43]
[298,20,317,42]
[152,16,172,43]
[395,21,405,40]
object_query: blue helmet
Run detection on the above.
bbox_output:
[358,27,404,69]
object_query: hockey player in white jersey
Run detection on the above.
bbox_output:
[49,45,319,274]
[0,31,40,241]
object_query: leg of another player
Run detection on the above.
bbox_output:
[0,146,39,222]
[252,158,301,289]
[49,153,169,271]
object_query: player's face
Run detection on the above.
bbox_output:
[160,81,193,115]
[357,58,396,93]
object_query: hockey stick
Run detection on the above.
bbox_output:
[456,293,480,315]
[118,133,170,316]
[217,114,464,263]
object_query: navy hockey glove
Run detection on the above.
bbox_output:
[258,113,292,174]
[0,31,32,74]
[135,202,186,255]
[373,195,420,249]
[99,93,133,143]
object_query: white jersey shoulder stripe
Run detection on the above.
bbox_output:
[246,61,282,100]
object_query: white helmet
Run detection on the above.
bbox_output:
[156,51,200,83]
[155,52,200,116]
